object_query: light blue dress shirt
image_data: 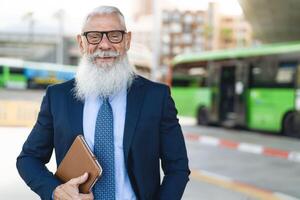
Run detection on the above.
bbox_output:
[83,88,136,200]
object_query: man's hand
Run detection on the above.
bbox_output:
[53,172,94,200]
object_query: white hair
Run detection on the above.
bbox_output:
[82,6,127,31]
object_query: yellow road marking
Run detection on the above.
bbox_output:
[191,170,281,200]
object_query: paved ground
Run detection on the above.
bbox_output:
[182,124,300,200]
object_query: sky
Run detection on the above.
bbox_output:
[0,0,242,35]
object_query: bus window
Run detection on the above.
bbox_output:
[172,77,192,87]
[276,62,296,85]
[0,66,3,74]
[172,75,201,87]
[10,67,24,74]
[189,67,207,87]
[172,66,207,87]
[250,60,296,88]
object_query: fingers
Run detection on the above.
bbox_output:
[69,172,89,186]
[80,192,94,200]
[53,184,75,200]
[53,173,90,200]
[54,186,90,200]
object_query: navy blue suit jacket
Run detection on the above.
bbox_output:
[17,76,190,200]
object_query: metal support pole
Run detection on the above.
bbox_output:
[151,0,161,81]
[54,9,65,64]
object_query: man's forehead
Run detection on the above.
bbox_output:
[83,13,125,30]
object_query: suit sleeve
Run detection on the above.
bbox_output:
[16,87,61,200]
[159,86,190,200]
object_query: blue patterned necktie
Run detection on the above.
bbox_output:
[93,98,115,200]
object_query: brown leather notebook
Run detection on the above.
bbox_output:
[55,135,102,194]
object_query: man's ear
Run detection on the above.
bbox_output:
[125,32,131,51]
[76,34,85,54]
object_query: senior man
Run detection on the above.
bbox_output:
[17,5,190,200]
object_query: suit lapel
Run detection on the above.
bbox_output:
[67,81,84,136]
[123,76,146,165]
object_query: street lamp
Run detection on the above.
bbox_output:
[22,12,35,41]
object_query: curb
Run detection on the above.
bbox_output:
[184,133,300,163]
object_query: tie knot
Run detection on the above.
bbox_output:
[103,98,109,104]
[101,98,112,111]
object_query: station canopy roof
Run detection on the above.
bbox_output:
[238,0,300,43]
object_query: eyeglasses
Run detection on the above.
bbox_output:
[82,30,126,44]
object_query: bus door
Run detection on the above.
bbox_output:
[233,62,249,127]
[207,62,221,123]
[219,65,236,126]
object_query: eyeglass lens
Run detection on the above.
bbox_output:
[86,31,123,44]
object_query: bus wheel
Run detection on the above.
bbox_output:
[283,112,300,138]
[197,107,209,125]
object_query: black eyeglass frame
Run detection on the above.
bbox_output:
[81,30,127,44]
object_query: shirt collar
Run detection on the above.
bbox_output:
[85,86,127,103]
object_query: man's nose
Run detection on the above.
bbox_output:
[97,34,112,50]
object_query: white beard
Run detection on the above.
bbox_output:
[74,52,136,101]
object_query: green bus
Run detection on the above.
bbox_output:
[171,41,300,137]
[0,62,27,89]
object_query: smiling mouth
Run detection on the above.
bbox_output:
[94,56,116,62]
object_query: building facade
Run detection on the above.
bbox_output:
[158,3,253,72]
